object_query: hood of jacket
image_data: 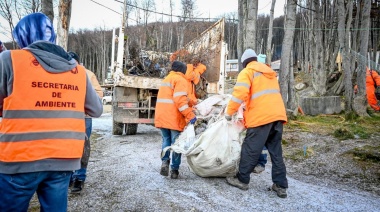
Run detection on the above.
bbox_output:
[246,61,277,79]
[24,41,77,73]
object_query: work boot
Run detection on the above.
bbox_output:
[160,160,170,176]
[226,176,248,190]
[272,184,287,198]
[253,165,265,174]
[71,180,84,194]
[170,170,179,179]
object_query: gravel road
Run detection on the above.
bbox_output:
[62,110,380,212]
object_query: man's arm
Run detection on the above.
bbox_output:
[0,51,14,117]
[86,69,103,98]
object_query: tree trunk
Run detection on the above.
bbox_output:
[244,0,258,50]
[237,0,245,70]
[353,0,371,116]
[311,0,326,96]
[41,0,54,23]
[279,0,296,107]
[266,0,276,64]
[57,0,72,50]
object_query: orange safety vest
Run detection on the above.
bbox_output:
[366,68,380,111]
[185,63,207,105]
[155,71,195,131]
[0,50,87,162]
[227,61,287,128]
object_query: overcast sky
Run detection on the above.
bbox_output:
[0,0,285,43]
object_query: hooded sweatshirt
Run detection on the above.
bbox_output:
[227,61,287,128]
[0,41,103,174]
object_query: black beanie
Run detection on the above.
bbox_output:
[171,61,187,74]
[68,51,80,63]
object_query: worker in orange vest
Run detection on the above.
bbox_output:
[225,49,288,198]
[155,61,196,179]
[366,68,380,111]
[0,13,103,211]
[68,51,103,194]
[185,59,207,106]
[353,68,380,111]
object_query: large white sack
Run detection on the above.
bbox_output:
[164,118,245,177]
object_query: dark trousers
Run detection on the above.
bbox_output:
[237,121,288,188]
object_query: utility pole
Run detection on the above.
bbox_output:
[116,0,127,74]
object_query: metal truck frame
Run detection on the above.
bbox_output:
[111,18,227,135]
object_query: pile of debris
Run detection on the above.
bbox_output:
[126,50,171,78]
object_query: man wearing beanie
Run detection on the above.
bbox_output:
[155,61,197,179]
[225,48,288,198]
[0,13,102,211]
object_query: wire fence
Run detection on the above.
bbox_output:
[343,48,380,72]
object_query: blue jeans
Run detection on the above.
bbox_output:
[258,146,268,167]
[160,128,181,170]
[0,171,72,212]
[71,118,92,182]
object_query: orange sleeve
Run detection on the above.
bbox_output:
[372,71,380,86]
[227,69,251,116]
[194,63,206,75]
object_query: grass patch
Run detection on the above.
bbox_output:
[285,113,380,139]
[346,145,380,163]
[284,146,314,161]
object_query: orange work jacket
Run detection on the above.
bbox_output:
[0,50,87,162]
[366,68,380,111]
[155,71,195,131]
[185,63,207,105]
[227,61,287,128]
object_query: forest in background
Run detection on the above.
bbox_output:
[1,0,380,117]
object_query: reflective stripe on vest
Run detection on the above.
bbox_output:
[0,50,87,162]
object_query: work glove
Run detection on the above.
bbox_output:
[225,114,232,121]
[190,117,197,124]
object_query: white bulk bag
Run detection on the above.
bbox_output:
[164,118,245,177]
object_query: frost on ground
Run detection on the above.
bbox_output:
[59,111,380,212]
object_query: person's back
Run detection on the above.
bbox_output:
[0,12,102,212]
[225,48,288,198]
[155,61,196,179]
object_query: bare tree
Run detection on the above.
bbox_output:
[0,0,16,45]
[337,0,354,115]
[178,0,195,48]
[237,0,245,70]
[41,0,53,22]
[279,0,296,108]
[265,0,276,64]
[353,0,371,116]
[56,0,72,50]
[244,0,258,50]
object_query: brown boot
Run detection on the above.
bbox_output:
[226,176,248,190]
[170,170,179,179]
[160,160,170,176]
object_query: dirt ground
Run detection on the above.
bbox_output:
[27,105,380,211]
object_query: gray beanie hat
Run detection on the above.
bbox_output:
[171,61,187,74]
[241,49,258,68]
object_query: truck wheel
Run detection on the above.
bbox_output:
[125,124,138,135]
[112,121,124,135]
[103,99,107,105]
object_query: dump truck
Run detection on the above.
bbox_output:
[110,18,228,135]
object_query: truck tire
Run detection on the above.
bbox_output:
[113,121,124,135]
[125,124,138,135]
